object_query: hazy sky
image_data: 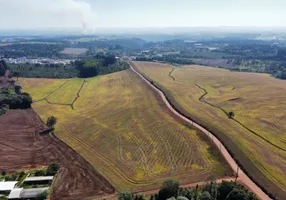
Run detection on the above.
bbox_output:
[0,0,285,30]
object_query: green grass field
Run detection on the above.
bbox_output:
[18,70,231,192]
[132,61,286,198]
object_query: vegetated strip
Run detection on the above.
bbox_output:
[44,99,72,107]
[71,79,87,110]
[136,177,235,196]
[130,63,272,200]
[194,83,286,152]
[33,80,70,103]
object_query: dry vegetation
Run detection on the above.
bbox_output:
[19,70,231,192]
[132,61,286,198]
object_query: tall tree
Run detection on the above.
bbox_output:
[158,179,180,200]
[47,116,57,128]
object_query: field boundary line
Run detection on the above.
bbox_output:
[194,83,286,152]
[71,78,87,110]
[130,63,271,200]
[33,79,70,103]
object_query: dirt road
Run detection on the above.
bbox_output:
[130,66,271,200]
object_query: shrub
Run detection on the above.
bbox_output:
[119,192,132,200]
[35,170,46,176]
[36,190,49,200]
[46,163,60,176]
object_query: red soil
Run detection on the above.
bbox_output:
[0,109,115,200]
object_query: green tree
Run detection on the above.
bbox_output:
[177,196,189,200]
[1,171,6,176]
[35,169,46,176]
[15,85,22,95]
[166,197,176,200]
[46,163,60,176]
[217,181,237,200]
[158,179,180,200]
[47,116,57,128]
[134,193,146,200]
[36,190,49,200]
[203,182,217,198]
[225,188,248,200]
[119,192,132,200]
[228,111,235,119]
[0,63,5,76]
[200,191,212,200]
[247,192,259,200]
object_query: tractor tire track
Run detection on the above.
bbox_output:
[33,80,70,103]
[71,79,87,110]
[130,64,271,200]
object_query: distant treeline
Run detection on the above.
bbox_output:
[8,54,129,79]
[136,55,195,65]
[74,54,129,78]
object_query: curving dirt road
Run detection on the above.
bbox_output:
[130,65,271,200]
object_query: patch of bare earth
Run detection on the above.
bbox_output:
[0,109,115,200]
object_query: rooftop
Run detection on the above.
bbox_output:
[0,181,18,191]
[8,187,49,199]
[20,187,49,199]
[24,176,53,182]
[8,188,23,199]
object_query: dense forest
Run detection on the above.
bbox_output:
[8,55,129,79]
[119,179,259,200]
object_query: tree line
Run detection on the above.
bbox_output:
[8,55,129,79]
[0,85,32,115]
[119,179,259,200]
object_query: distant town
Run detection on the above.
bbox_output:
[1,56,74,65]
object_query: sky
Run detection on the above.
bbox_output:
[0,0,286,31]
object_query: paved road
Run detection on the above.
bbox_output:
[130,65,271,200]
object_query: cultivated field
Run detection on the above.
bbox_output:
[19,70,232,192]
[60,48,88,55]
[0,109,114,200]
[132,61,286,198]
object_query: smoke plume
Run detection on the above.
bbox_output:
[0,0,97,32]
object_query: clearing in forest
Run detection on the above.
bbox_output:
[19,70,232,192]
[132,61,286,199]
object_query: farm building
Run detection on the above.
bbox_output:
[8,187,49,199]
[23,176,53,186]
[0,181,18,195]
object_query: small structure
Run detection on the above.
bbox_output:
[8,188,23,199]
[23,176,53,185]
[8,187,49,199]
[0,181,18,195]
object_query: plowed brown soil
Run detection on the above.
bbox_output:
[0,109,115,200]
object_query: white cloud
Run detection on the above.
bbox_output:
[0,0,96,30]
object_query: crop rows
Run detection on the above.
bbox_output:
[20,70,231,192]
[132,61,286,198]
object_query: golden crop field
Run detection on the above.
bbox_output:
[132,61,286,198]
[18,78,69,101]
[18,70,231,192]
